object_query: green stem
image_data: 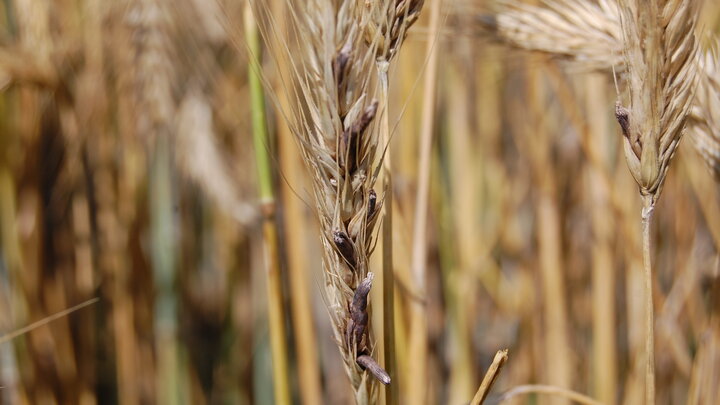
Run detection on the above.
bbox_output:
[150,134,186,405]
[245,5,291,405]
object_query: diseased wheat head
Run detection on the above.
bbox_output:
[250,1,402,402]
[615,0,699,204]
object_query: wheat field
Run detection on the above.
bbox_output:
[0,0,718,404]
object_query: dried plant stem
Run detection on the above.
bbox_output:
[278,72,324,405]
[469,349,509,405]
[245,5,290,405]
[270,3,323,403]
[150,135,184,405]
[407,1,441,404]
[378,65,398,405]
[641,197,655,405]
[0,298,99,344]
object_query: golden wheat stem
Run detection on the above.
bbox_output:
[378,64,398,405]
[469,349,509,405]
[641,196,655,405]
[407,0,442,403]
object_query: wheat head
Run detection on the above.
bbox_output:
[615,0,699,204]
[250,1,402,402]
[486,0,720,183]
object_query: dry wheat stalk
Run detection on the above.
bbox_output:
[484,0,720,181]
[250,1,395,402]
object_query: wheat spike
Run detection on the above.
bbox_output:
[250,1,396,402]
[482,0,622,71]
[689,44,720,179]
[615,0,699,203]
[486,0,720,181]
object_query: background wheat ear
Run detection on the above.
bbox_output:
[480,0,623,71]
[689,42,720,180]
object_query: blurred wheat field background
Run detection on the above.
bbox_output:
[0,0,719,405]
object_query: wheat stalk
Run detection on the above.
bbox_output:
[249,1,401,402]
[484,0,720,181]
[355,2,425,404]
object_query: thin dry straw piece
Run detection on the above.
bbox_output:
[469,349,509,405]
[249,1,392,402]
[483,0,720,181]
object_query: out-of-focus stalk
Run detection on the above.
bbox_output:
[150,134,185,405]
[244,5,291,405]
[407,1,442,403]
[266,1,323,402]
[377,63,397,405]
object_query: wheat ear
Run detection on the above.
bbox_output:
[485,0,720,181]
[250,1,394,402]
[689,44,720,180]
[615,1,699,403]
[354,2,425,404]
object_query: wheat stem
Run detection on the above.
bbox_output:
[497,385,604,405]
[469,349,509,405]
[378,64,398,405]
[407,1,442,403]
[245,5,291,405]
[641,196,655,405]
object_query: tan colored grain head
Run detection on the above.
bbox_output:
[487,0,720,186]
[483,0,623,71]
[689,43,720,180]
[615,0,700,204]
